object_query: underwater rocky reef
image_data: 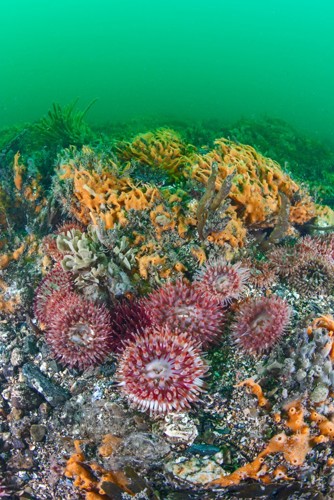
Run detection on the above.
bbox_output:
[1,105,334,499]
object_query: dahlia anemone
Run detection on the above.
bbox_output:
[46,293,113,370]
[34,265,73,324]
[110,298,152,351]
[194,258,249,303]
[42,235,64,263]
[232,296,291,355]
[144,280,224,348]
[297,235,334,264]
[42,222,85,262]
[267,246,297,279]
[55,221,85,235]
[116,327,208,414]
[241,258,277,289]
[287,251,334,297]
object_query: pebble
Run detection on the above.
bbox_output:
[30,424,47,442]
[22,335,39,355]
[163,413,198,445]
[9,408,24,421]
[11,383,43,410]
[10,347,25,367]
[165,454,226,484]
[22,362,70,408]
[8,451,34,470]
[38,402,52,416]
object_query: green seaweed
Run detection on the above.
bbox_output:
[33,98,97,149]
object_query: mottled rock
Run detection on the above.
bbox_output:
[30,424,46,442]
[10,348,25,367]
[22,335,39,355]
[2,363,15,379]
[38,402,52,416]
[11,383,43,410]
[112,432,170,469]
[12,437,26,450]
[165,454,226,484]
[9,408,23,421]
[311,384,329,403]
[22,363,70,407]
[162,413,198,445]
[8,451,34,470]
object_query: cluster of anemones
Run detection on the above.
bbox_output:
[34,253,292,414]
[268,236,334,297]
[116,261,255,414]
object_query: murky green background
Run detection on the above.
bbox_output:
[1,0,334,142]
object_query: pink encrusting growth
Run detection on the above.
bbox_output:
[144,280,225,348]
[232,296,291,355]
[45,292,114,370]
[193,258,249,303]
[116,327,208,414]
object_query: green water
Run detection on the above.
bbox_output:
[1,0,334,143]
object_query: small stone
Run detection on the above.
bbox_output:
[2,363,15,379]
[163,413,198,445]
[9,408,23,421]
[311,384,329,403]
[8,451,34,470]
[12,437,26,450]
[1,388,11,401]
[10,348,25,367]
[22,335,39,355]
[38,402,52,416]
[30,424,46,442]
[11,384,43,410]
[22,363,70,407]
[165,455,226,484]
[0,432,11,442]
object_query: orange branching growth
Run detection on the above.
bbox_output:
[13,152,46,212]
[65,440,134,499]
[236,379,269,408]
[137,252,166,280]
[0,235,37,273]
[59,165,160,229]
[211,427,311,487]
[150,204,176,239]
[0,243,25,270]
[211,456,270,487]
[284,402,305,432]
[98,434,122,458]
[117,128,193,177]
[0,279,20,314]
[211,397,334,488]
[185,138,316,230]
[13,152,25,191]
[312,315,334,332]
[273,465,292,480]
[289,196,316,225]
[190,245,207,266]
[310,411,334,441]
